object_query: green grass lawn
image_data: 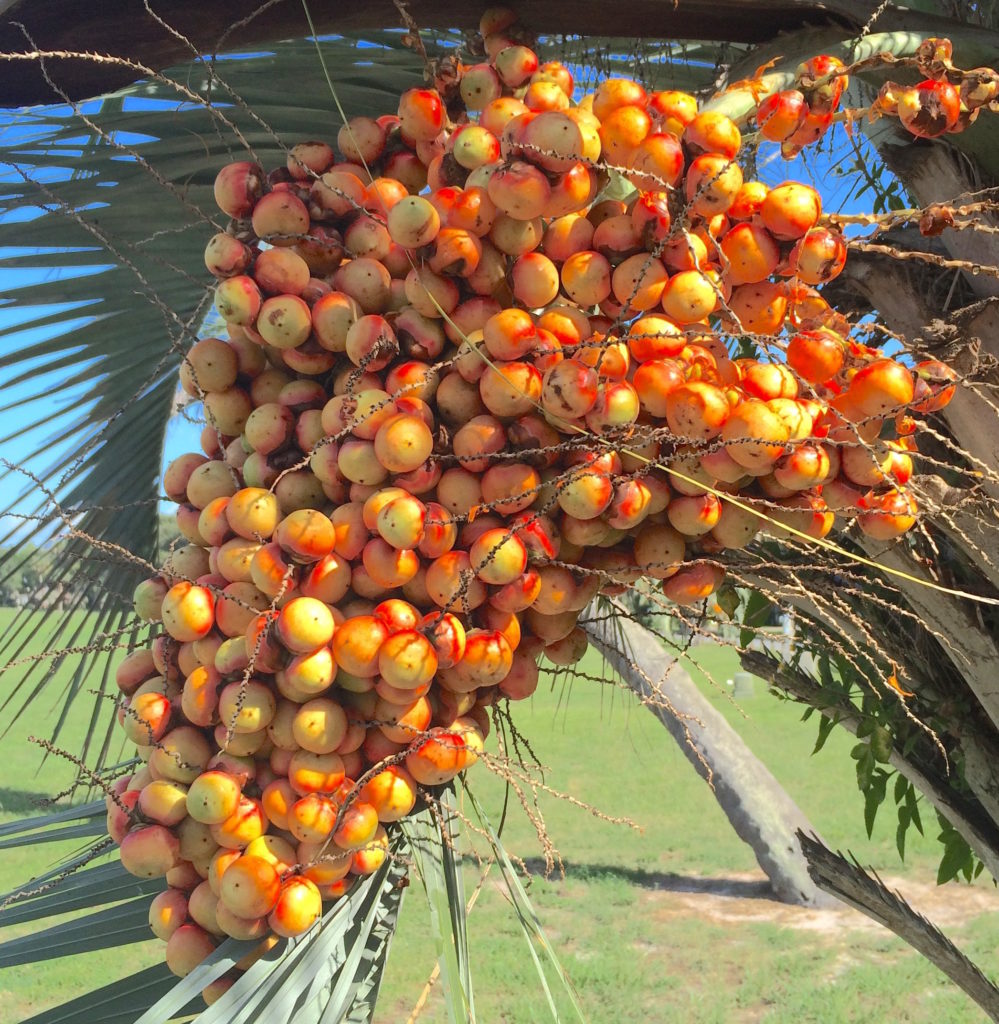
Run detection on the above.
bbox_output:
[1,608,995,1023]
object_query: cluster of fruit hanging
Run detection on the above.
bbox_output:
[110,8,965,998]
[758,37,998,153]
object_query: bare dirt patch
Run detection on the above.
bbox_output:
[634,868,998,936]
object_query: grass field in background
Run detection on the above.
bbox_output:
[1,608,995,1023]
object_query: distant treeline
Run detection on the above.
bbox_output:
[0,516,182,607]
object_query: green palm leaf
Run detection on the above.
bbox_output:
[403,791,476,1024]
[0,859,161,925]
[20,962,200,1024]
[466,786,588,1024]
[0,896,155,966]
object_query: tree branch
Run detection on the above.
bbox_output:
[798,831,999,1022]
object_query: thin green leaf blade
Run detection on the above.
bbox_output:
[0,896,154,967]
[402,800,475,1024]
[20,963,200,1024]
[0,800,104,838]
[466,786,588,1024]
[0,860,161,926]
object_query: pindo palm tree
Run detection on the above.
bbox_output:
[1,2,999,1021]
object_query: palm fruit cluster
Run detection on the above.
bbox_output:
[874,37,999,138]
[754,53,849,158]
[108,7,960,997]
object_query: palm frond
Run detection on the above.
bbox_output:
[0,797,103,838]
[798,831,999,1019]
[0,896,155,966]
[20,962,198,1024]
[466,786,588,1024]
[402,794,476,1024]
[317,845,407,1023]
[0,859,161,925]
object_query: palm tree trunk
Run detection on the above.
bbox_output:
[583,608,837,908]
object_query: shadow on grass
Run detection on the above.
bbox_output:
[519,857,776,900]
[0,788,65,816]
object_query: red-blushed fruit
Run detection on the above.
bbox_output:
[288,140,335,178]
[138,780,189,827]
[215,903,270,942]
[252,191,310,247]
[275,597,336,654]
[122,691,172,746]
[116,649,158,695]
[120,824,181,878]
[351,825,390,875]
[151,727,213,784]
[218,679,277,735]
[331,800,379,850]
[469,529,528,585]
[210,794,268,850]
[208,847,243,896]
[164,861,201,894]
[660,269,721,324]
[214,162,264,218]
[219,854,281,918]
[789,228,847,285]
[166,923,217,977]
[721,400,791,472]
[288,750,346,797]
[333,616,389,677]
[710,499,762,550]
[911,360,958,413]
[719,222,780,286]
[359,766,418,822]
[107,790,140,845]
[297,838,352,887]
[760,182,821,240]
[274,509,336,563]
[543,628,588,667]
[421,611,467,669]
[461,62,503,110]
[773,444,832,490]
[848,359,915,417]
[187,771,242,825]
[187,879,225,936]
[767,493,835,541]
[665,382,731,441]
[757,89,808,142]
[684,153,743,217]
[857,488,918,540]
[398,88,445,142]
[662,562,726,605]
[161,582,215,642]
[897,79,961,138]
[269,876,323,937]
[667,493,722,537]
[379,630,438,690]
[292,698,349,754]
[786,329,844,385]
[405,717,484,785]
